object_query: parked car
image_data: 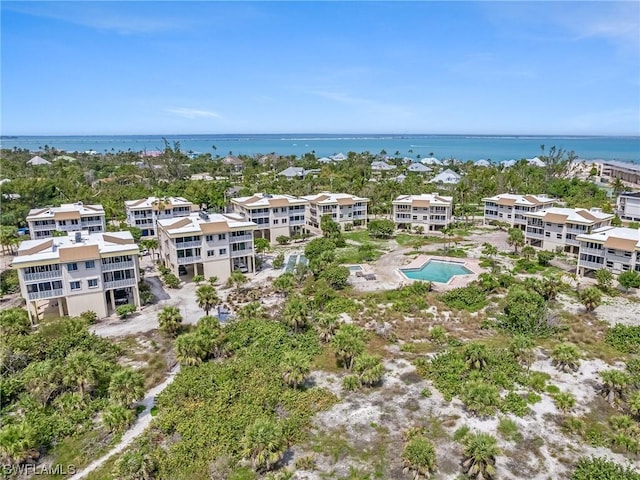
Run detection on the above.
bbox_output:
[178,265,188,276]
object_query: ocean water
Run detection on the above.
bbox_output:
[1,134,639,163]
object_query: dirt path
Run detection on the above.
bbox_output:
[69,364,180,480]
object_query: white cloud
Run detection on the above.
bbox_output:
[165,108,222,120]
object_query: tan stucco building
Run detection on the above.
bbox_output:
[26,202,106,239]
[157,212,258,282]
[392,193,453,231]
[301,192,369,234]
[482,194,555,229]
[11,231,141,322]
[577,226,640,275]
[125,196,197,238]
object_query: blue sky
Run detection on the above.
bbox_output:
[2,1,639,135]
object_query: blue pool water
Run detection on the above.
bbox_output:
[348,265,363,272]
[401,260,472,283]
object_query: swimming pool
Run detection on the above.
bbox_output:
[348,265,363,272]
[401,260,472,283]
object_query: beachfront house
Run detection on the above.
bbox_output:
[221,155,245,172]
[157,211,258,282]
[482,194,555,229]
[26,156,51,166]
[617,192,640,223]
[371,161,397,172]
[26,202,107,240]
[524,207,613,254]
[124,197,197,238]
[576,226,640,276]
[392,193,453,231]
[407,163,432,173]
[231,193,308,244]
[11,231,141,322]
[302,192,369,233]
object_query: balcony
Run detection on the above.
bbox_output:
[23,269,62,282]
[81,219,105,227]
[289,217,305,225]
[230,234,253,243]
[526,229,545,239]
[27,289,64,301]
[102,260,134,271]
[177,256,201,265]
[579,260,604,271]
[175,240,202,249]
[30,223,56,231]
[231,249,253,258]
[580,247,604,256]
[566,227,588,235]
[103,278,137,289]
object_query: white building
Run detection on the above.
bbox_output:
[407,163,432,173]
[524,207,614,254]
[231,193,308,244]
[302,192,369,233]
[157,212,258,282]
[392,194,454,231]
[577,226,640,275]
[371,161,396,171]
[482,194,555,229]
[11,231,141,322]
[430,169,461,184]
[26,202,107,240]
[125,197,197,238]
[617,192,640,223]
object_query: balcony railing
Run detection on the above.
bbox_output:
[175,240,202,249]
[579,260,604,270]
[566,227,588,235]
[526,230,545,239]
[103,278,137,290]
[177,256,201,265]
[30,223,56,231]
[81,219,105,227]
[23,269,62,282]
[102,260,134,271]
[231,249,253,258]
[229,234,253,243]
[580,247,604,256]
[27,289,63,301]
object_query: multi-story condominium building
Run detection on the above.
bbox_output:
[576,226,640,275]
[26,202,106,239]
[157,211,258,282]
[392,193,453,231]
[524,207,613,254]
[600,161,640,186]
[483,194,555,229]
[617,192,640,223]
[301,192,369,234]
[124,197,197,238]
[11,231,141,322]
[230,193,308,244]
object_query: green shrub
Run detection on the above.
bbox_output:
[571,456,640,480]
[439,285,487,312]
[342,375,361,391]
[605,324,640,354]
[453,425,471,442]
[497,418,522,442]
[500,391,530,417]
[272,253,285,269]
[163,273,180,288]
[116,304,137,319]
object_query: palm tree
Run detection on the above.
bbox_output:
[175,332,206,366]
[158,306,183,336]
[553,392,576,412]
[580,287,602,312]
[353,353,385,387]
[315,314,338,343]
[62,350,103,399]
[241,417,287,472]
[273,272,295,297]
[461,432,500,480]
[281,351,311,389]
[521,245,536,261]
[599,370,630,406]
[229,270,248,293]
[332,324,366,370]
[22,360,62,406]
[481,242,498,259]
[237,302,268,321]
[507,228,525,254]
[509,334,534,369]
[402,434,437,479]
[102,404,135,433]
[463,343,490,371]
[109,368,145,407]
[196,284,219,316]
[551,342,581,373]
[282,295,310,333]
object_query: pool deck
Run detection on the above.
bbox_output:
[399,255,484,289]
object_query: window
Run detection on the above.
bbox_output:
[273,219,279,224]
[206,235,214,241]
[70,281,81,290]
[556,234,562,239]
[282,218,287,224]
[218,234,226,241]
[67,263,78,271]
[545,232,551,237]
[219,248,227,255]
[88,279,98,288]
[85,260,95,269]
[207,250,215,257]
